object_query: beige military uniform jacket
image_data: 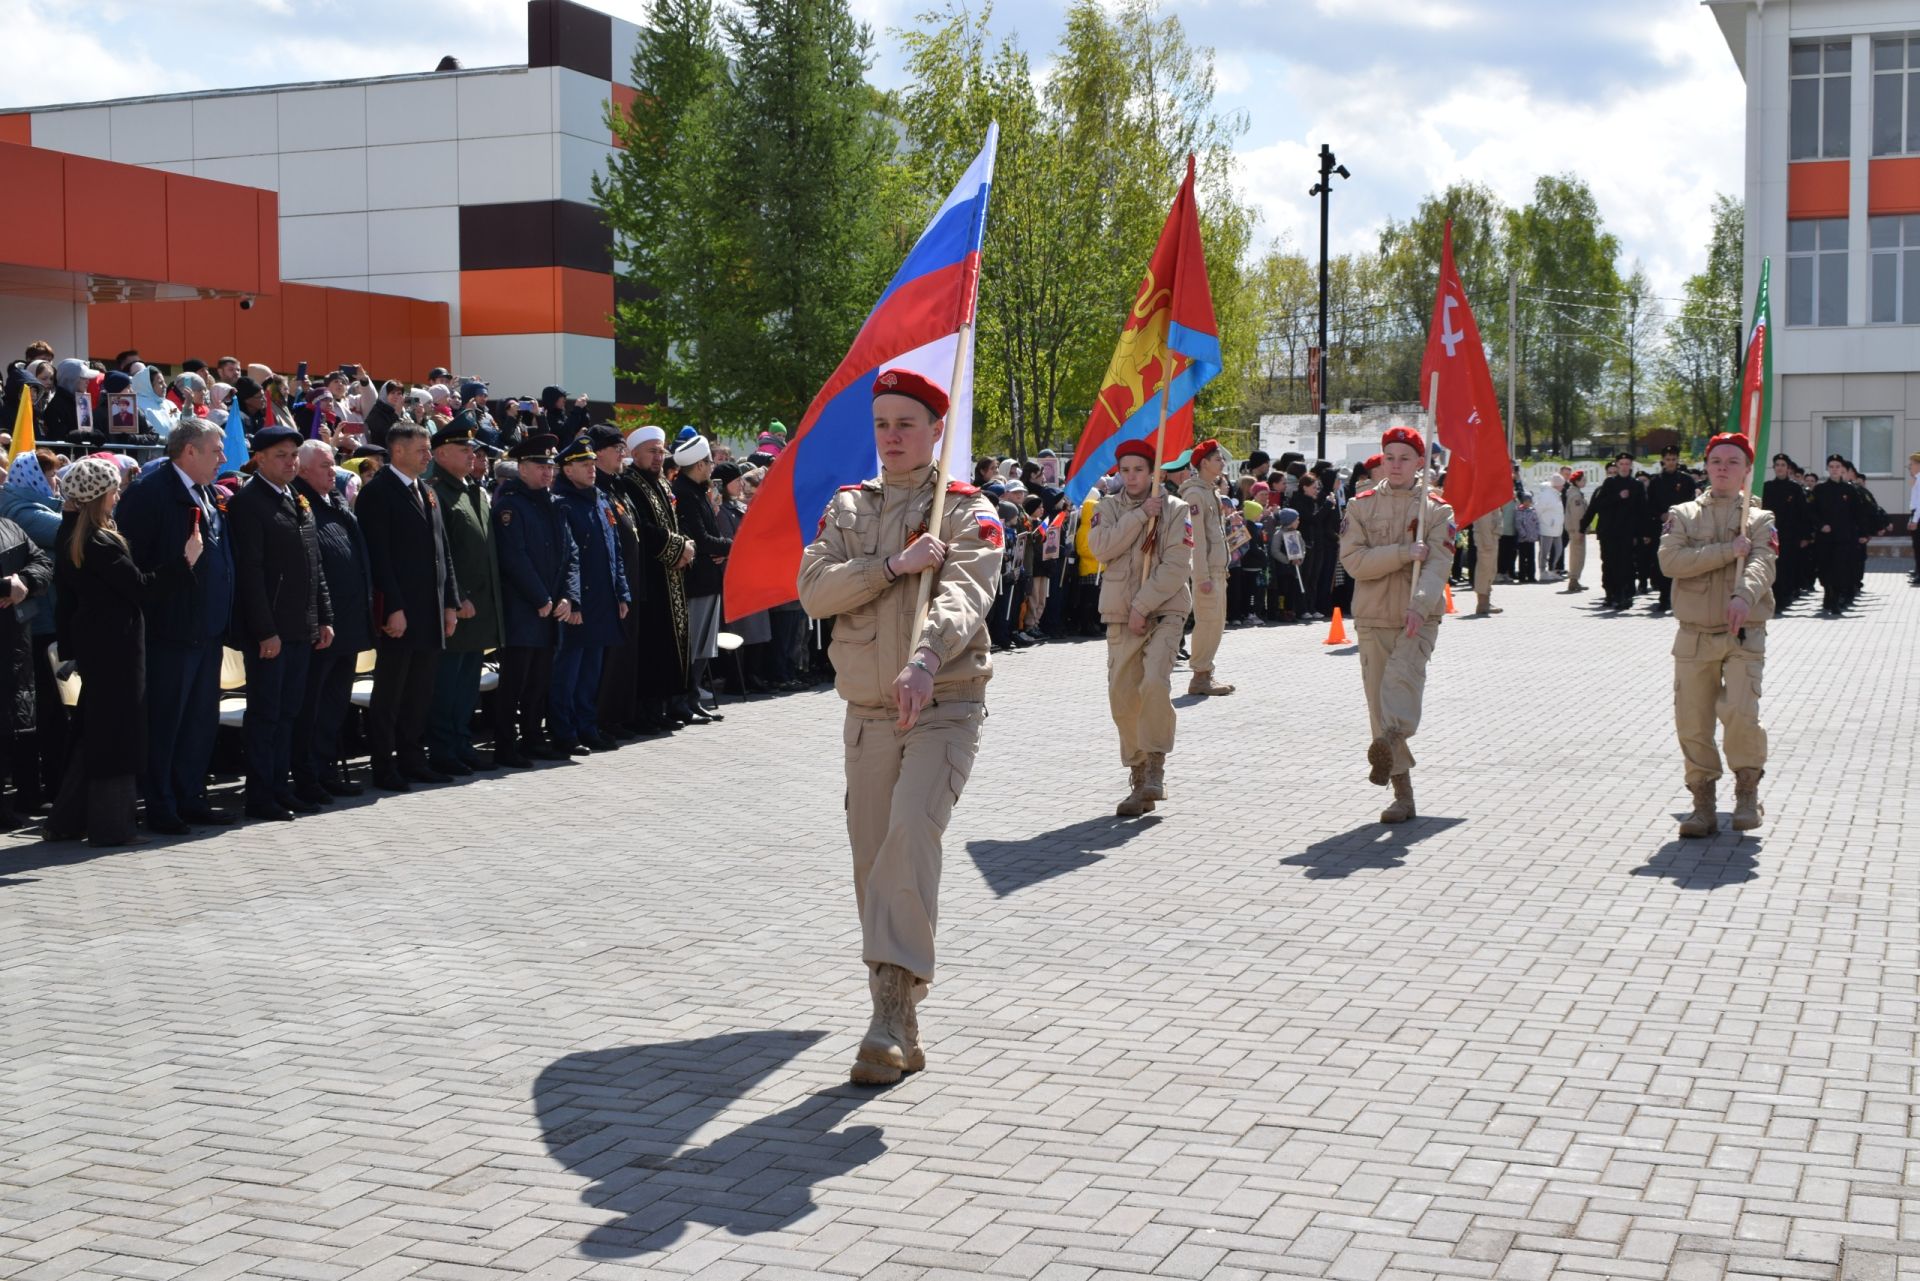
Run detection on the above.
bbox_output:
[1563,482,1589,531]
[797,465,999,716]
[1337,483,1456,627]
[1178,475,1229,582]
[1656,491,1776,631]
[1086,488,1193,623]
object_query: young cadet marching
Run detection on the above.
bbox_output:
[797,368,1001,1088]
[1656,431,1777,837]
[1087,437,1193,817]
[1178,439,1235,696]
[1337,426,1455,823]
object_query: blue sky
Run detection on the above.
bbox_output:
[7,0,1745,297]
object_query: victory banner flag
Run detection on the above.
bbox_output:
[1419,220,1511,528]
[1727,257,1773,495]
[1063,155,1221,503]
[723,125,998,621]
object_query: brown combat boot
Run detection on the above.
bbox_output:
[1472,597,1503,615]
[1380,773,1416,823]
[1731,768,1765,832]
[1188,672,1236,696]
[1116,765,1155,817]
[850,963,918,1087]
[1142,752,1167,802]
[1367,737,1393,786]
[1678,781,1717,838]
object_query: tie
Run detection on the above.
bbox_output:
[196,486,217,537]
[412,480,427,514]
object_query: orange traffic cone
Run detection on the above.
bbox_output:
[1322,606,1347,645]
[1444,583,1457,614]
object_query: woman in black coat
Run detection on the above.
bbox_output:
[48,459,203,847]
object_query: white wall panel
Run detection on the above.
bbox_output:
[456,68,552,139]
[455,333,560,396]
[32,107,112,159]
[279,86,368,153]
[609,19,642,88]
[0,298,82,363]
[279,213,370,279]
[364,141,458,210]
[109,100,193,163]
[278,148,368,217]
[556,134,613,206]
[369,207,459,275]
[457,133,555,205]
[553,67,610,142]
[558,333,616,401]
[192,94,279,159]
[366,77,458,146]
[367,269,460,309]
[194,154,279,191]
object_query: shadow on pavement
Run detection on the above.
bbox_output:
[1630,835,1760,889]
[967,813,1159,897]
[1281,815,1465,880]
[534,1030,883,1258]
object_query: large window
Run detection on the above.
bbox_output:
[1788,218,1849,326]
[1869,215,1920,323]
[1792,40,1852,159]
[1824,415,1896,475]
[1872,35,1920,155]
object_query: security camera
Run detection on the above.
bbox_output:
[239,296,255,310]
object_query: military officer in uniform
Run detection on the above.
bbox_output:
[425,424,503,775]
[1645,445,1698,613]
[1811,454,1864,615]
[1762,453,1812,604]
[1338,426,1455,824]
[1178,439,1234,696]
[490,435,579,766]
[797,368,1001,1088]
[1657,432,1776,837]
[1086,437,1193,818]
[1583,454,1647,610]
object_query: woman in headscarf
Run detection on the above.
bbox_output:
[129,363,179,438]
[39,359,92,440]
[206,381,233,427]
[46,457,203,846]
[172,372,210,420]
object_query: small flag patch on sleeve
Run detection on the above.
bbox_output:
[975,511,1004,548]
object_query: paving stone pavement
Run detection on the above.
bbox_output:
[3,567,1918,1281]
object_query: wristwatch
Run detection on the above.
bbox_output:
[907,656,934,675]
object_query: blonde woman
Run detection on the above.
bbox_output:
[46,459,203,847]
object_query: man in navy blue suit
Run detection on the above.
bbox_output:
[117,417,237,833]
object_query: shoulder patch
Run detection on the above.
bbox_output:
[1354,487,1376,501]
[1182,514,1194,547]
[946,480,980,495]
[499,508,513,525]
[973,510,1004,548]
[1427,489,1444,503]
[1662,511,1677,535]
[837,484,863,493]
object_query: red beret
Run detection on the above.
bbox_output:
[872,368,949,419]
[1361,453,1384,473]
[1570,469,1585,482]
[1381,426,1426,456]
[1705,431,1754,461]
[1192,438,1222,462]
[1114,438,1157,465]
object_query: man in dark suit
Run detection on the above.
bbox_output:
[490,435,579,766]
[227,424,334,821]
[355,421,459,791]
[291,440,373,802]
[116,417,236,833]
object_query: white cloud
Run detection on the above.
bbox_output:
[1312,0,1477,31]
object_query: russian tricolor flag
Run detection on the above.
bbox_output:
[724,125,998,622]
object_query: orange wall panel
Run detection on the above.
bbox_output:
[181,298,238,365]
[127,301,186,364]
[87,304,132,364]
[1787,160,1849,219]
[0,114,30,145]
[0,141,66,271]
[461,268,558,336]
[166,173,258,296]
[325,288,372,371]
[368,294,412,381]
[557,268,614,339]
[1869,157,1920,215]
[410,300,450,377]
[281,284,328,371]
[255,190,279,297]
[610,84,638,148]
[234,291,285,368]
[63,154,168,281]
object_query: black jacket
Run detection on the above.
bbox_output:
[297,477,373,654]
[355,465,459,649]
[1583,475,1647,541]
[228,476,332,647]
[492,478,580,649]
[116,464,236,646]
[0,516,53,734]
[363,399,400,447]
[671,472,732,597]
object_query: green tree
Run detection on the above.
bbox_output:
[1505,174,1622,455]
[1660,194,1744,441]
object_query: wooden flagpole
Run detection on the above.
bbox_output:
[1414,372,1437,550]
[909,321,976,639]
[1138,371,1173,581]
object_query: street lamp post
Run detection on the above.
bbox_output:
[1309,143,1349,462]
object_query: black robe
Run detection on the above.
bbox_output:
[620,467,691,698]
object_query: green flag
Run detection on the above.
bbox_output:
[1724,257,1772,494]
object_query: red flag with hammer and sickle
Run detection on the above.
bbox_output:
[1420,220,1512,528]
